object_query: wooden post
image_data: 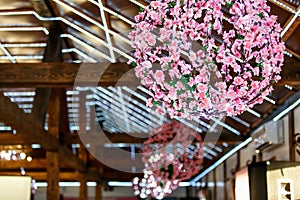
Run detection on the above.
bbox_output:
[95,182,102,200]
[223,161,228,200]
[47,89,61,200]
[79,91,88,200]
[80,177,88,200]
[213,169,217,200]
[289,111,296,161]
[236,151,240,170]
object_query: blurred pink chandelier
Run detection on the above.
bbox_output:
[132,121,203,199]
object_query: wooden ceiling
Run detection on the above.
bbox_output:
[0,0,299,186]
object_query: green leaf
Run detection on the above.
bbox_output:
[168,1,176,8]
[206,91,210,98]
[193,68,197,75]
[192,85,196,91]
[213,47,219,53]
[170,100,174,108]
[165,62,171,70]
[271,79,275,85]
[153,101,158,107]
[202,45,207,51]
[181,0,185,5]
[256,59,264,68]
[257,12,263,19]
[177,90,184,95]
[225,1,234,8]
[237,34,244,40]
[168,79,177,87]
[166,40,170,45]
[131,61,137,67]
[187,98,194,103]
[210,22,213,30]
[139,7,144,12]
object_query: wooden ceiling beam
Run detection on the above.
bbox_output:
[0,170,137,182]
[0,171,100,182]
[0,92,86,172]
[0,62,137,87]
[0,131,243,145]
[0,61,298,87]
[62,131,242,145]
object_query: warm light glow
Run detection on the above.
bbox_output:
[20,152,26,160]
[26,156,32,162]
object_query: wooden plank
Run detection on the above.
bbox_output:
[95,182,102,200]
[61,131,243,145]
[0,62,137,87]
[289,111,296,161]
[0,159,47,169]
[0,92,58,150]
[0,159,71,169]
[47,89,60,200]
[279,60,300,86]
[79,177,88,200]
[213,169,217,200]
[47,152,60,200]
[0,171,101,182]
[32,88,52,125]
[223,161,228,200]
[59,88,70,135]
[0,132,34,145]
[32,22,63,125]
[0,170,138,182]
[0,61,297,87]
[0,131,242,145]
[0,92,86,171]
[282,5,300,41]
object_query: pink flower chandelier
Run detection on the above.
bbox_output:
[130,0,285,119]
[132,121,203,199]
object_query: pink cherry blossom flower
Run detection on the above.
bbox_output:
[155,70,165,82]
[130,0,284,119]
[155,107,166,115]
[233,77,244,85]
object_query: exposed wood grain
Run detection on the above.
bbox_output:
[0,159,45,169]
[61,131,243,145]
[0,61,297,86]
[47,152,60,200]
[0,62,137,87]
[32,88,52,125]
[95,182,102,200]
[0,170,137,182]
[0,171,101,182]
[282,16,300,42]
[79,178,88,200]
[223,161,228,200]
[279,60,300,86]
[0,92,86,171]
[0,92,58,150]
[47,89,60,200]
[289,111,296,161]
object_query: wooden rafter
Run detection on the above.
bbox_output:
[0,63,137,87]
[0,170,137,182]
[0,131,251,145]
[0,61,299,87]
[0,92,86,172]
